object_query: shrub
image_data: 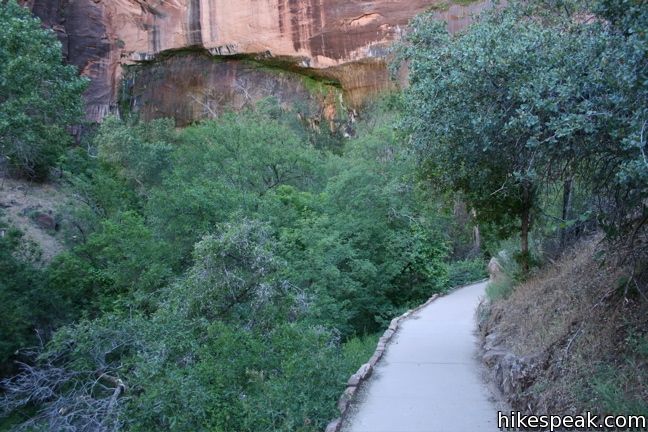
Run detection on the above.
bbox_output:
[485,278,515,302]
[589,366,648,416]
[0,220,377,431]
[446,258,487,288]
[0,222,43,374]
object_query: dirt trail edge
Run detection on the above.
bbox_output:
[341,281,504,432]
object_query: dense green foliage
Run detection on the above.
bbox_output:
[3,221,376,431]
[0,99,462,430]
[5,0,644,428]
[0,220,43,375]
[446,258,488,288]
[0,0,87,179]
[0,216,88,377]
[399,0,647,269]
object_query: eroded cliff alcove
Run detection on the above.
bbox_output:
[21,0,490,124]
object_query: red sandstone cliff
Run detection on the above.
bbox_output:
[21,0,489,124]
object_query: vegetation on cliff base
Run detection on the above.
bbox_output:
[0,96,474,430]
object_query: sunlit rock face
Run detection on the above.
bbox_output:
[22,0,489,124]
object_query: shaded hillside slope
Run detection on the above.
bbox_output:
[480,241,648,418]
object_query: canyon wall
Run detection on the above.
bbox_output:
[22,0,489,124]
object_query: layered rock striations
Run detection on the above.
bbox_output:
[22,0,489,124]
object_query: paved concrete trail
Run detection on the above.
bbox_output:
[341,281,503,432]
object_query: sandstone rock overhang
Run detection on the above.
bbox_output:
[22,0,490,123]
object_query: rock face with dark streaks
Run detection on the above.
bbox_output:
[21,0,489,123]
[21,0,115,122]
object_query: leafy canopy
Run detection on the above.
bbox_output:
[0,0,87,179]
[398,0,647,262]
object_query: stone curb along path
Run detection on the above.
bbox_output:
[325,280,489,432]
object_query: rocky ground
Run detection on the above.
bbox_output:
[0,177,66,263]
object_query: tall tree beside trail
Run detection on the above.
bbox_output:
[398,1,647,271]
[0,0,87,180]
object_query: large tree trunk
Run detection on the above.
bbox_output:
[520,207,530,272]
[471,208,481,252]
[560,178,573,248]
[520,185,533,273]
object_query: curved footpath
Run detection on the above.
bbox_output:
[341,281,504,432]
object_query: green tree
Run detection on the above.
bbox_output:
[0,0,87,179]
[584,0,647,244]
[272,104,449,335]
[96,117,176,190]
[398,1,647,270]
[144,107,323,266]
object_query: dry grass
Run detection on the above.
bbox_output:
[485,239,648,415]
[0,177,66,263]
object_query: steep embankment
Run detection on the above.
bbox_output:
[480,241,648,418]
[21,0,490,124]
